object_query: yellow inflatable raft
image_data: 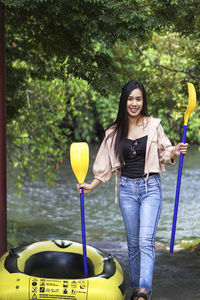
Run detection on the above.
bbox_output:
[0,240,125,300]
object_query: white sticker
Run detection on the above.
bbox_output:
[29,278,88,300]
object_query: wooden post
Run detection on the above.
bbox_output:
[0,2,7,256]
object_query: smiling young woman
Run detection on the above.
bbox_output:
[126,88,143,118]
[77,80,188,300]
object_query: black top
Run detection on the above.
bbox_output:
[121,135,148,179]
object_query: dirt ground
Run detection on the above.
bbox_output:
[90,241,200,300]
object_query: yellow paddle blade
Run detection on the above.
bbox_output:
[70,142,89,183]
[184,83,197,125]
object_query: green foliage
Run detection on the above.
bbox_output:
[7,78,69,186]
[186,109,200,144]
[137,31,200,143]
[96,94,119,130]
[65,76,100,143]
[4,0,200,103]
[179,238,200,253]
[7,75,101,188]
[7,223,20,248]
[109,31,200,143]
[3,0,200,185]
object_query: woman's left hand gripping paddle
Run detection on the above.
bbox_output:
[70,142,89,277]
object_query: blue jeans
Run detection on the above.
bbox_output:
[119,174,162,293]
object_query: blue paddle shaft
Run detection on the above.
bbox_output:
[80,187,88,277]
[170,125,187,254]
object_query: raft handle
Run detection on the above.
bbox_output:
[9,249,19,258]
[103,254,114,263]
[52,240,73,249]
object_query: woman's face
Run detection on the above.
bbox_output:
[126,88,143,118]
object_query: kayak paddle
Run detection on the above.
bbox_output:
[170,82,197,253]
[70,142,89,277]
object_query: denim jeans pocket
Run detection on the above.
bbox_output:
[148,175,160,188]
[119,176,127,187]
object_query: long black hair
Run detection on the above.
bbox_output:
[108,80,149,165]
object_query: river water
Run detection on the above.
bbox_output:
[7,145,200,247]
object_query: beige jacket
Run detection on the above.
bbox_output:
[93,117,175,183]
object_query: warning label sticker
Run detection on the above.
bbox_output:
[29,278,88,300]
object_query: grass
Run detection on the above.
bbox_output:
[179,238,200,253]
